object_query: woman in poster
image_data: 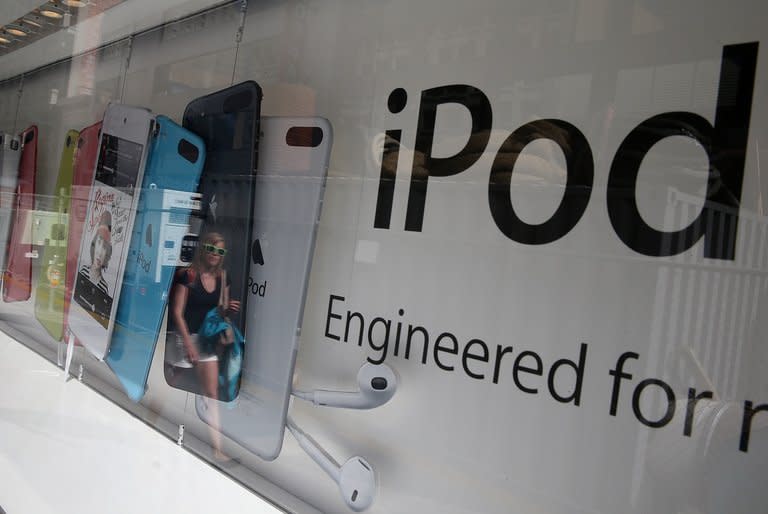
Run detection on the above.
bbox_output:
[166,231,240,461]
[78,211,112,295]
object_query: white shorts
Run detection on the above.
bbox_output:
[165,332,218,368]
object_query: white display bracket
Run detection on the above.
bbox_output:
[64,331,75,380]
[56,340,64,368]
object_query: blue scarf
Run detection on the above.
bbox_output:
[199,306,244,399]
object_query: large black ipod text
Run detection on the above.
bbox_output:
[374,42,758,260]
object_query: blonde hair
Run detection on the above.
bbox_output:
[192,231,226,275]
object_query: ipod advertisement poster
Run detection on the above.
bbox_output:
[1,1,767,514]
[273,4,768,514]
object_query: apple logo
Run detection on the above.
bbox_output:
[209,194,218,222]
[251,239,264,265]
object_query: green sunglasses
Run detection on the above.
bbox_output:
[204,243,227,256]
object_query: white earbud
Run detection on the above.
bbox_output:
[287,418,376,512]
[293,363,397,409]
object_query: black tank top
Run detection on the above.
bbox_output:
[170,269,230,333]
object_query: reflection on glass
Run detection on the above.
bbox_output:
[166,231,240,461]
